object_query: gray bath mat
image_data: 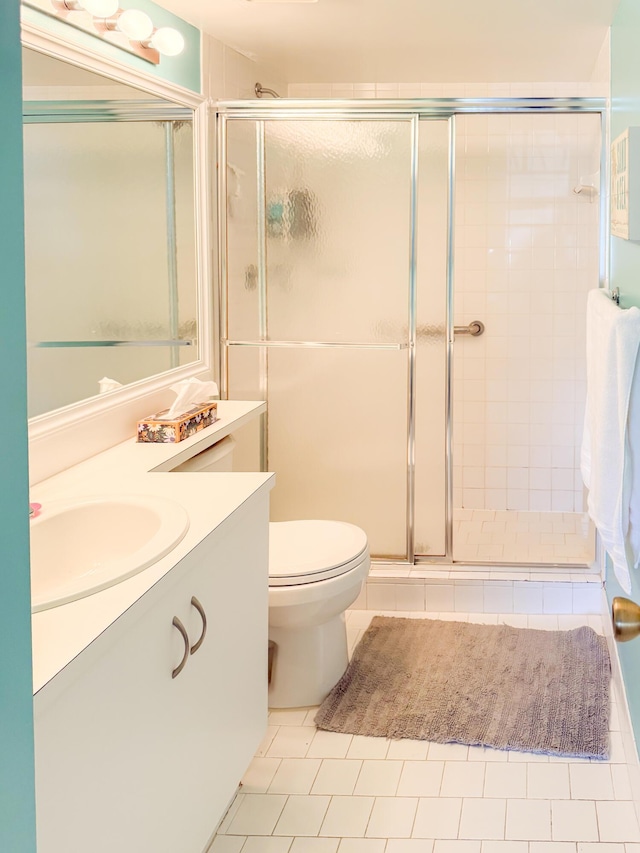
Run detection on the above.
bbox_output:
[315,616,611,759]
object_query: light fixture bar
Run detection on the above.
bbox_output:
[24,1,186,65]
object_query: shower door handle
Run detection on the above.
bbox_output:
[454,320,485,337]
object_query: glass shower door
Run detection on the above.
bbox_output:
[225,117,428,560]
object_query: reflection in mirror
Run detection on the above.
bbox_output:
[22,49,198,418]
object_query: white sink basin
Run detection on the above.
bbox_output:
[30,495,190,612]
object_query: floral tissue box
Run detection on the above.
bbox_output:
[137,402,218,444]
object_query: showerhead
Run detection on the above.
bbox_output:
[255,82,281,98]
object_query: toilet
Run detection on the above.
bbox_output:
[173,435,370,708]
[268,519,369,708]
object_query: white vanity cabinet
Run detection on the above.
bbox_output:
[34,492,269,853]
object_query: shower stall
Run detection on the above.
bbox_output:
[217,98,605,569]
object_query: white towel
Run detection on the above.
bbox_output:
[581,288,640,593]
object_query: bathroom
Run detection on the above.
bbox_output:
[5,0,640,849]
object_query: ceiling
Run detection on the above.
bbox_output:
[156,0,619,84]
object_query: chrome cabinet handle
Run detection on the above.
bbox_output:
[172,616,190,679]
[454,320,485,337]
[190,596,207,654]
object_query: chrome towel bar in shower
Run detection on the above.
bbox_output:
[453,320,485,336]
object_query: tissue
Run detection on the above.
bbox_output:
[137,378,220,444]
[165,378,219,420]
[98,376,123,394]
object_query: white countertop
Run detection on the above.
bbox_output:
[31,400,273,694]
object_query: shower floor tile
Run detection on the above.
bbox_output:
[211,610,638,851]
[452,510,596,565]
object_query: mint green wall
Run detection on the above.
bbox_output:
[0,1,36,851]
[611,0,640,309]
[22,0,201,93]
[608,0,640,747]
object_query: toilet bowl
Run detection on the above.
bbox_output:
[172,438,370,708]
[268,520,370,708]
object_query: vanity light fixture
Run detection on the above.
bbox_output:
[42,1,186,63]
[108,8,154,41]
[63,0,120,18]
[148,27,185,58]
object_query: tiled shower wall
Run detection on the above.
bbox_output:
[287,80,603,516]
[452,111,601,513]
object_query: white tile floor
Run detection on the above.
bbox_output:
[210,610,638,852]
[452,510,596,565]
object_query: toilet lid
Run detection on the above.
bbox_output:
[269,520,369,586]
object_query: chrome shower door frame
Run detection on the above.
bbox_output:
[216,97,607,567]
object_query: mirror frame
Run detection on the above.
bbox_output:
[22,21,214,467]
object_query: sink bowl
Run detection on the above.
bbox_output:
[30,495,190,612]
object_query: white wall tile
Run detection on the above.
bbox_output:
[573,584,602,615]
[426,584,455,612]
[366,584,397,611]
[455,583,486,613]
[543,583,574,615]
[396,584,426,611]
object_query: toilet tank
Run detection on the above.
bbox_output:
[172,434,236,473]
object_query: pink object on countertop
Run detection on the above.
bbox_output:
[29,503,41,519]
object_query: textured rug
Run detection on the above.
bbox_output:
[315,616,611,758]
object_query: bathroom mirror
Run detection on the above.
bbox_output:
[22,47,202,418]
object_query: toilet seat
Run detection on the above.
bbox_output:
[269,520,368,587]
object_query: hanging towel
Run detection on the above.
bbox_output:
[581,288,640,593]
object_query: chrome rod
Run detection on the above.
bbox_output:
[23,99,192,122]
[218,114,229,397]
[218,97,606,118]
[257,120,268,472]
[224,339,410,350]
[445,115,455,563]
[164,121,179,369]
[406,115,419,564]
[30,339,193,348]
[453,320,485,337]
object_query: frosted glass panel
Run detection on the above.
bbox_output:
[226,120,261,342]
[264,121,412,343]
[23,120,197,416]
[226,346,263,474]
[414,120,449,556]
[173,123,197,365]
[268,348,408,559]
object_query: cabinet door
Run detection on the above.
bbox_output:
[35,495,269,853]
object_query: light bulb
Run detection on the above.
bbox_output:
[150,27,185,57]
[79,0,119,15]
[117,9,153,41]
